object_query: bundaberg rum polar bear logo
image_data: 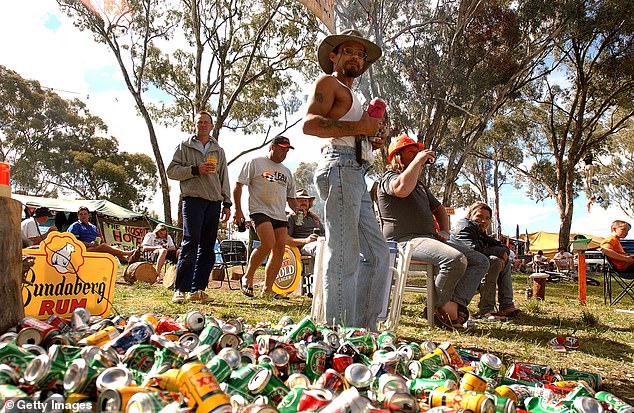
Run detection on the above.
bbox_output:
[51,243,76,274]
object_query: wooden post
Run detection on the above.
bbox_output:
[578,252,587,305]
[0,197,25,333]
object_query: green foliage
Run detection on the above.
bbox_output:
[143,0,320,138]
[0,66,157,209]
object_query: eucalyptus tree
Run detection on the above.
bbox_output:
[0,66,157,207]
[335,0,567,205]
[591,120,634,220]
[143,0,320,145]
[508,0,634,247]
[57,0,177,223]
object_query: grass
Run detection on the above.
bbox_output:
[112,269,634,403]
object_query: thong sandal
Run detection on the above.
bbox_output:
[240,277,254,298]
[430,307,469,332]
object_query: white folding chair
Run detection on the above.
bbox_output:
[382,241,435,330]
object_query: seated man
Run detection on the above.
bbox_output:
[376,135,489,331]
[287,189,323,257]
[451,203,519,319]
[551,246,574,272]
[142,223,179,276]
[528,250,549,272]
[21,207,58,246]
[600,220,634,272]
[68,206,141,264]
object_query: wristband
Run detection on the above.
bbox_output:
[438,230,450,238]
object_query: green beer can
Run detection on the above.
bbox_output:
[595,391,634,413]
[247,367,289,403]
[123,344,157,373]
[0,365,20,385]
[559,368,602,391]
[63,357,102,395]
[228,364,261,393]
[377,331,397,350]
[23,354,66,391]
[408,377,457,398]
[0,384,27,405]
[277,387,305,413]
[346,334,376,355]
[486,393,517,413]
[199,324,224,347]
[305,343,329,382]
[207,355,232,383]
[284,316,316,343]
[0,342,35,374]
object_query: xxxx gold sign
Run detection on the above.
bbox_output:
[272,245,302,295]
[22,231,117,320]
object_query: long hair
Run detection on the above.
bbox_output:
[387,152,406,172]
[466,202,492,219]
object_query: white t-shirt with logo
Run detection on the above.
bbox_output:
[237,156,296,221]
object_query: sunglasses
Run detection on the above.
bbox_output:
[341,47,368,60]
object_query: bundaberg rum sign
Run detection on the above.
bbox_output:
[22,231,117,319]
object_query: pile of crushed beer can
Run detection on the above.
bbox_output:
[0,308,632,413]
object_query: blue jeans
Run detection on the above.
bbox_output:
[174,197,221,293]
[315,146,389,331]
[403,237,489,308]
[479,256,515,314]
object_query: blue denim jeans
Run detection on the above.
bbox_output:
[174,197,221,294]
[315,146,390,331]
[403,237,489,308]
[479,256,515,313]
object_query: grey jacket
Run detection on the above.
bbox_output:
[167,136,232,206]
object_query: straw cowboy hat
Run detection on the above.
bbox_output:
[317,29,382,75]
[295,189,316,206]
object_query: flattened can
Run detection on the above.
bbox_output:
[0,384,28,407]
[346,334,376,355]
[0,342,35,374]
[572,396,605,413]
[383,391,418,413]
[0,365,20,385]
[63,357,102,395]
[23,354,66,391]
[123,344,156,372]
[277,387,305,413]
[559,368,602,391]
[431,366,459,383]
[97,386,148,412]
[297,388,333,412]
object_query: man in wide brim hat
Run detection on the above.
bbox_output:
[317,29,382,75]
[295,188,316,206]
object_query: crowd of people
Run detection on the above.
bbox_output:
[21,28,628,333]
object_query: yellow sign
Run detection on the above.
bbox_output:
[22,231,117,320]
[272,246,302,295]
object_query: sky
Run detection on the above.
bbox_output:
[1,1,627,240]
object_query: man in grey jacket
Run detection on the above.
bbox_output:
[167,111,232,303]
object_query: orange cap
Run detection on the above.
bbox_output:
[387,134,425,162]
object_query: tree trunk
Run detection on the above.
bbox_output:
[558,181,574,248]
[0,198,25,333]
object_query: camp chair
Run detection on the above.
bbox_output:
[212,240,248,290]
[602,254,634,306]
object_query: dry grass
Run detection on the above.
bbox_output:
[112,269,634,403]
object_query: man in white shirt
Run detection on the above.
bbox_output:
[551,246,574,272]
[21,207,57,246]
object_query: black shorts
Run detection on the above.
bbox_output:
[250,213,288,230]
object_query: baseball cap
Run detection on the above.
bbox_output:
[387,134,425,162]
[272,135,294,149]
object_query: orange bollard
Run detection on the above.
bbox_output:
[578,252,587,305]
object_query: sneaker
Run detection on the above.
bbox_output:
[172,291,186,303]
[187,290,213,303]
